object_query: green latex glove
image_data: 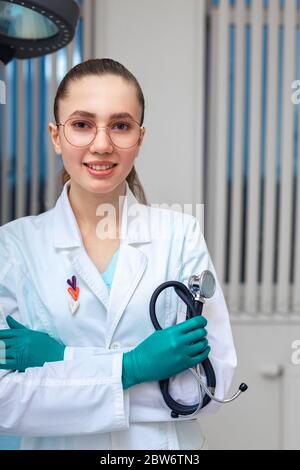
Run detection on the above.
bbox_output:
[0,316,65,372]
[122,315,210,389]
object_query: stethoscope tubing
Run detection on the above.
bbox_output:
[149,280,216,418]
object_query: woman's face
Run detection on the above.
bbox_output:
[48,74,145,195]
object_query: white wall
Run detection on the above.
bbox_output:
[94,0,206,211]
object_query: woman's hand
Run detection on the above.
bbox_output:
[0,316,65,372]
[122,315,210,389]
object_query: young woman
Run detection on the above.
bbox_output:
[0,58,237,450]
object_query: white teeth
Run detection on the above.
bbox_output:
[87,164,114,171]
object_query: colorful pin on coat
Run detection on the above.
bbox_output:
[67,275,80,315]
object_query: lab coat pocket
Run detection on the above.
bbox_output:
[111,422,179,450]
[174,419,206,450]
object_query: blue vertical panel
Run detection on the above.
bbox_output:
[258,19,268,283]
[25,59,32,214]
[241,18,251,283]
[74,15,84,65]
[75,2,84,65]
[225,23,235,282]
[56,47,68,83]
[0,66,4,223]
[9,60,17,222]
[277,26,284,182]
[273,22,284,282]
[290,14,300,283]
[294,24,300,178]
[260,17,269,179]
[38,56,47,214]
[53,47,67,179]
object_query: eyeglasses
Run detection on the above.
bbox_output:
[56,117,144,149]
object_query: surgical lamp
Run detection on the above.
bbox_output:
[0,0,80,65]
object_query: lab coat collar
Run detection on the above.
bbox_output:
[53,179,151,248]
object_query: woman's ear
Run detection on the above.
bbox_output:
[48,122,62,154]
[138,127,146,146]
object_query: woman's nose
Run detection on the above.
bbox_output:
[90,127,113,152]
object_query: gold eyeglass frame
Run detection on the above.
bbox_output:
[56,118,145,149]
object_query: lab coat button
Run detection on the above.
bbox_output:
[111,342,120,349]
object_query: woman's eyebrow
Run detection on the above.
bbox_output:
[68,110,135,120]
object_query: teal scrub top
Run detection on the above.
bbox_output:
[100,248,120,289]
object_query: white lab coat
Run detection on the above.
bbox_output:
[0,180,237,450]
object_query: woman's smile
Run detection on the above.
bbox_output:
[83,162,118,177]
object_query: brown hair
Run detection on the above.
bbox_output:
[54,58,148,205]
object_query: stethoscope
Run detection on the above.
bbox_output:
[149,270,248,418]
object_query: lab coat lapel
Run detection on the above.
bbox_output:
[105,244,147,347]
